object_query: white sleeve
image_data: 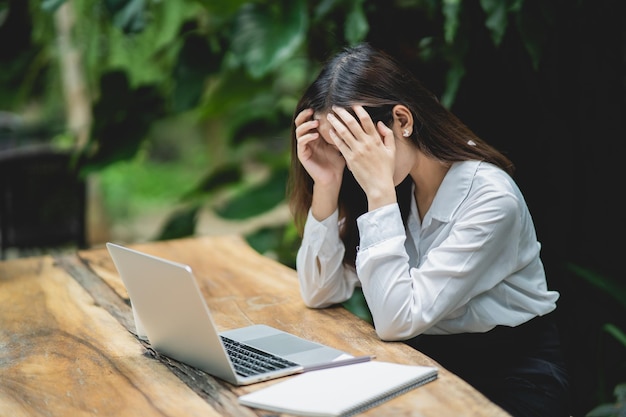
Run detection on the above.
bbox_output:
[296,209,359,308]
[356,194,522,340]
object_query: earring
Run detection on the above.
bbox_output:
[403,129,410,137]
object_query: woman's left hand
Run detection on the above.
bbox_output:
[327,105,397,210]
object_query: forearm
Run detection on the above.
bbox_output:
[310,182,341,222]
[297,210,357,307]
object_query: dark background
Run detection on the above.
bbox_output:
[364,2,626,415]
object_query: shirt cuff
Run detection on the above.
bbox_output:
[356,203,405,249]
[302,208,343,257]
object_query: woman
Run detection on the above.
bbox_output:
[287,43,570,417]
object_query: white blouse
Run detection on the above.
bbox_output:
[296,160,559,340]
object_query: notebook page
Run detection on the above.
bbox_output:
[238,361,438,417]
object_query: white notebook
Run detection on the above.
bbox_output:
[238,361,438,417]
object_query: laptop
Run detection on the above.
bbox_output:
[106,242,350,386]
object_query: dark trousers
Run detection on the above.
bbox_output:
[406,313,571,417]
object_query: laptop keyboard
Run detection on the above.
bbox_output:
[221,336,300,377]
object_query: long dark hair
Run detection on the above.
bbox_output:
[288,43,514,267]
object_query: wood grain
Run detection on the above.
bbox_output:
[0,255,223,417]
[1,236,511,416]
[77,236,510,417]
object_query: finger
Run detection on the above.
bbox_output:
[296,132,320,162]
[295,119,320,141]
[326,112,356,147]
[377,121,395,150]
[294,108,314,127]
[353,105,377,134]
[330,106,364,139]
[328,127,349,154]
[296,131,320,145]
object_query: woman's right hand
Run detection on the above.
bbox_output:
[295,108,346,188]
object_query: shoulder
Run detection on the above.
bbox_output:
[458,161,525,214]
[472,162,525,204]
[465,162,531,228]
[475,161,517,188]
[432,161,527,223]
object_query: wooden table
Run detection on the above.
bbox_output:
[0,235,510,416]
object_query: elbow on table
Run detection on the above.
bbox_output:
[300,284,352,309]
[303,299,327,309]
[373,322,414,342]
[372,314,428,342]
[300,292,334,309]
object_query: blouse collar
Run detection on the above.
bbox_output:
[426,160,481,223]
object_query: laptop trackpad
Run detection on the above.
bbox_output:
[222,324,349,366]
[246,333,321,356]
[246,333,348,366]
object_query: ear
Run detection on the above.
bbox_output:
[391,104,414,138]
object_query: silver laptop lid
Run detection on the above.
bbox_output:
[106,242,348,385]
[106,242,242,383]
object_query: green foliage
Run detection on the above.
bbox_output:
[81,70,165,172]
[192,0,249,16]
[104,0,151,34]
[172,34,221,113]
[567,264,626,311]
[98,153,207,220]
[604,324,626,348]
[586,384,626,417]
[568,264,626,416]
[2,0,576,263]
[0,0,562,295]
[156,204,201,241]
[245,223,300,269]
[4,0,558,315]
[215,169,288,220]
[344,0,368,44]
[228,0,308,79]
[41,0,65,12]
[442,0,461,43]
[342,288,373,324]
[480,0,522,46]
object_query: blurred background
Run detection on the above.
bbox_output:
[0,1,624,415]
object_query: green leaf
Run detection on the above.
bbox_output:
[0,1,8,28]
[191,0,248,16]
[82,71,165,171]
[442,0,461,44]
[602,324,626,349]
[567,263,626,310]
[313,0,340,21]
[156,204,201,240]
[245,226,284,256]
[201,69,271,118]
[615,384,626,402]
[417,36,436,62]
[585,403,622,417]
[342,288,373,324]
[515,1,547,70]
[172,34,222,112]
[229,0,308,79]
[106,0,149,34]
[183,163,244,201]
[215,169,288,220]
[440,60,465,108]
[244,223,300,268]
[76,0,196,89]
[480,0,508,46]
[345,0,368,45]
[41,0,66,13]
